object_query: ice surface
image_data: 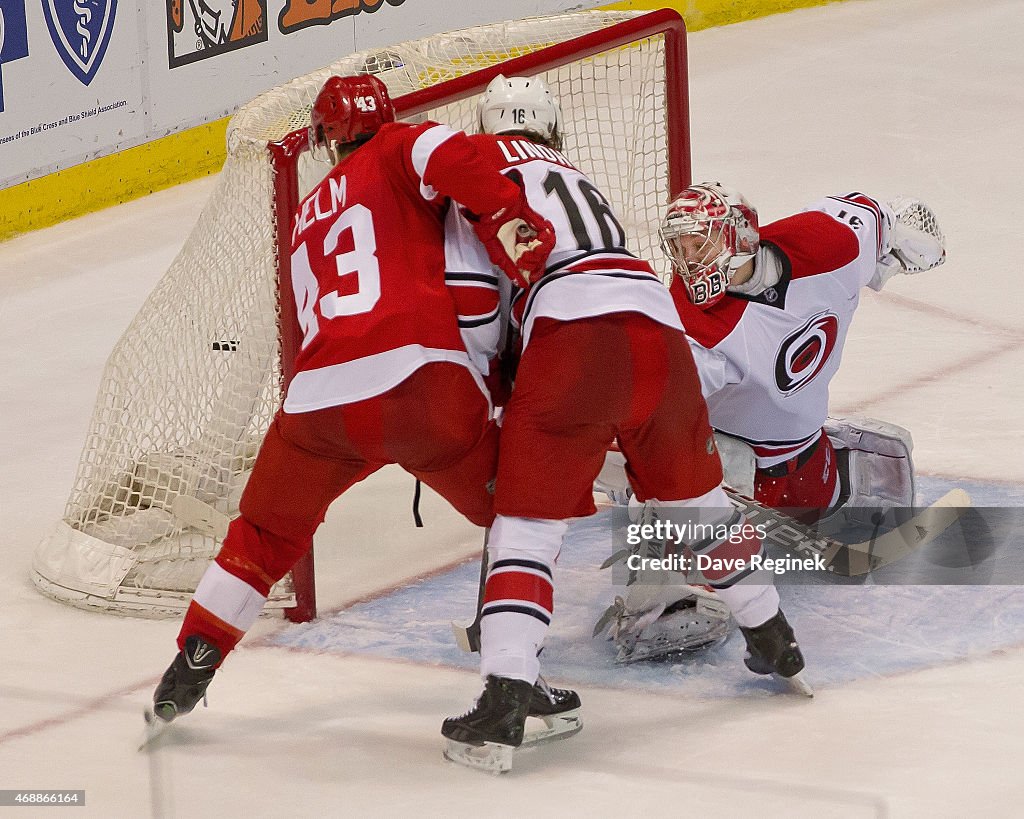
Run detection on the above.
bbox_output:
[2,0,1023,815]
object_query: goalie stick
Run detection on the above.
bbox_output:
[455,488,971,655]
[597,487,971,578]
[183,485,969,650]
[724,487,971,576]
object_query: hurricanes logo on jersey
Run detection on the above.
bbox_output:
[774,312,839,395]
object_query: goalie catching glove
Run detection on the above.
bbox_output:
[871,197,947,290]
[465,192,555,287]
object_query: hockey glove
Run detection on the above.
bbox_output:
[466,194,555,287]
[870,197,946,290]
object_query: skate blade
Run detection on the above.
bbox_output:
[139,708,172,751]
[520,709,583,748]
[442,739,516,774]
[780,672,814,698]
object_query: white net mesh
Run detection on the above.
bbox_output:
[32,10,686,617]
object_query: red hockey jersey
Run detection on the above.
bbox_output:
[283,122,525,414]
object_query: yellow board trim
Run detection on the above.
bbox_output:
[599,0,841,32]
[0,118,229,243]
[0,0,843,243]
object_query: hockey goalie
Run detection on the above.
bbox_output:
[594,185,947,663]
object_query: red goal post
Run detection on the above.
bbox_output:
[32,9,689,623]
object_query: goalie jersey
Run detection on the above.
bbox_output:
[674,194,892,465]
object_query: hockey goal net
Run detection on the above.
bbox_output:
[32,9,689,621]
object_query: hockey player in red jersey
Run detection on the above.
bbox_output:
[660,183,946,521]
[441,76,807,773]
[146,74,557,732]
[594,183,946,667]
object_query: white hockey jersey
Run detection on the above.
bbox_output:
[461,134,683,349]
[674,193,892,466]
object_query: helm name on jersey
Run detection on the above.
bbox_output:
[293,175,348,244]
[496,137,573,169]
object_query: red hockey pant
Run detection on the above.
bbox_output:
[179,362,497,655]
[495,313,723,519]
[754,430,840,523]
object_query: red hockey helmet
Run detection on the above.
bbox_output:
[309,74,396,162]
[659,183,759,309]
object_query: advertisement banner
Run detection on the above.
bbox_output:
[0,0,143,189]
[0,0,30,113]
[168,0,268,68]
[1,0,604,191]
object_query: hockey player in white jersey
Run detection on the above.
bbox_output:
[599,183,946,662]
[442,78,808,773]
[663,183,945,519]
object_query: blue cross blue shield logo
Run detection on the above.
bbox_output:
[42,0,118,86]
[0,0,31,111]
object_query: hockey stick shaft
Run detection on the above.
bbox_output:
[451,529,489,653]
[725,487,971,576]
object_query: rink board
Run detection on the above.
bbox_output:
[269,477,1024,697]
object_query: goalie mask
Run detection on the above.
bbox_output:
[309,74,396,164]
[478,74,564,150]
[659,183,760,309]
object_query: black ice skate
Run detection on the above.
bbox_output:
[524,676,582,746]
[739,609,813,697]
[140,635,222,749]
[442,675,534,773]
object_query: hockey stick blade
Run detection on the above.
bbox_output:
[833,488,971,575]
[451,532,489,654]
[451,619,480,654]
[171,495,230,540]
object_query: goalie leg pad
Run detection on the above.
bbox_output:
[824,416,915,525]
[612,587,734,664]
[597,496,744,661]
[594,448,631,505]
[714,432,756,498]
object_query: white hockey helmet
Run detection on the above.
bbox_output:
[659,183,759,309]
[477,74,564,150]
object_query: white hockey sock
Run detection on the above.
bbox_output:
[712,582,780,629]
[658,486,781,628]
[192,561,268,634]
[478,516,567,683]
